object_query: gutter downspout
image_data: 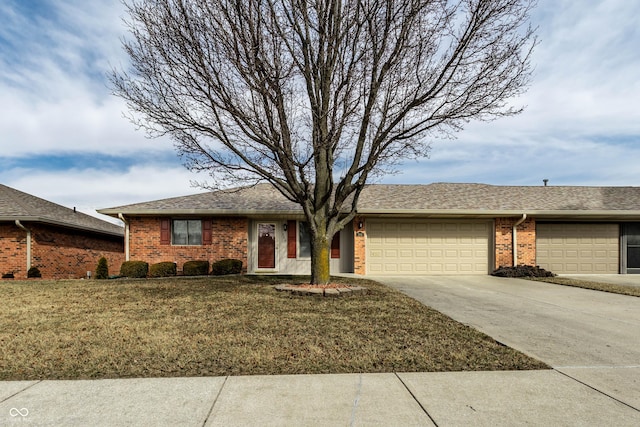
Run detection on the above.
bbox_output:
[118,214,130,261]
[15,220,31,272]
[513,214,527,266]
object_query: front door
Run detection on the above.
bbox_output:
[258,223,276,269]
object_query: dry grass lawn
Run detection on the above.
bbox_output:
[530,277,640,297]
[0,276,547,380]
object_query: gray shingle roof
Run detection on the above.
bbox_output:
[357,183,640,212]
[0,184,124,236]
[100,184,299,214]
[98,183,640,218]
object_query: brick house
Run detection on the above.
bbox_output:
[1,184,125,279]
[98,183,640,276]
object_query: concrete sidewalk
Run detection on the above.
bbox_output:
[2,371,640,426]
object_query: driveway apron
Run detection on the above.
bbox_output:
[374,275,640,411]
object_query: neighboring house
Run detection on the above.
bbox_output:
[0,184,125,279]
[98,183,640,276]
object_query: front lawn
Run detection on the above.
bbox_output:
[0,276,547,380]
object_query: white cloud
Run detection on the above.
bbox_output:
[1,0,640,211]
[394,0,640,187]
[0,91,172,157]
[2,164,209,223]
[0,1,170,157]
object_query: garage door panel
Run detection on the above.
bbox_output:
[537,224,619,274]
[368,220,489,275]
[459,249,473,258]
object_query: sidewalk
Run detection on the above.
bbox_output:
[2,370,639,426]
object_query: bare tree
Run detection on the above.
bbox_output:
[111,0,536,285]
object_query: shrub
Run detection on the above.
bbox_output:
[211,259,243,276]
[27,267,41,278]
[120,261,149,278]
[149,261,177,278]
[491,265,555,278]
[95,257,109,280]
[2,273,14,279]
[182,260,210,276]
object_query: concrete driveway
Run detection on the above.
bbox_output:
[373,275,640,412]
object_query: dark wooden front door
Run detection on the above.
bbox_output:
[258,223,276,269]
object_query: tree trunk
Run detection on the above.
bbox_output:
[310,232,331,285]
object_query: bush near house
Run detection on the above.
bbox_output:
[95,257,109,280]
[211,259,243,276]
[182,260,209,276]
[120,261,149,278]
[491,265,555,278]
[27,267,41,278]
[149,262,177,278]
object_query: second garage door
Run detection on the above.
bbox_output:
[536,223,619,274]
[367,220,490,275]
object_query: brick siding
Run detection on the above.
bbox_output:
[127,216,248,273]
[494,217,536,268]
[1,222,124,280]
[353,216,366,275]
[0,223,28,278]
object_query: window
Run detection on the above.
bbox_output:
[298,221,312,258]
[172,220,202,245]
[292,221,340,259]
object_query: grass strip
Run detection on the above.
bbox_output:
[529,277,640,297]
[0,275,547,380]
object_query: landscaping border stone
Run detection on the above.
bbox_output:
[274,284,368,297]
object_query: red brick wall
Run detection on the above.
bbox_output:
[127,216,248,273]
[1,222,124,280]
[31,224,125,280]
[494,217,536,268]
[353,216,366,275]
[0,223,28,278]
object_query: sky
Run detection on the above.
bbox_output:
[1,0,639,224]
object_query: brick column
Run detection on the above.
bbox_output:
[494,217,536,269]
[353,216,366,275]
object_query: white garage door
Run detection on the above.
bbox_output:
[536,223,619,274]
[367,220,490,275]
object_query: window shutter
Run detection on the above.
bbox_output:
[331,232,340,258]
[287,220,297,258]
[160,219,171,245]
[202,219,212,245]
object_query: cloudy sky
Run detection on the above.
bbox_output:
[1,0,639,223]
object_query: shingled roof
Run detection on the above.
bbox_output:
[98,183,640,219]
[0,184,124,236]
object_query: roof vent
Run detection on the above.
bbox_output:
[543,179,549,187]
[73,207,76,213]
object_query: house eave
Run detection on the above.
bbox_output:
[97,208,640,221]
[0,216,124,237]
[97,209,304,218]
[354,209,640,220]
